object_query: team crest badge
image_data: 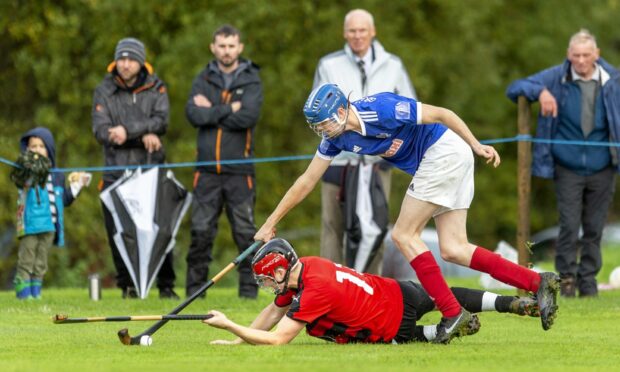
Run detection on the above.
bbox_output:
[395,101,410,120]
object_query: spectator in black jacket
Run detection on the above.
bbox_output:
[185,25,263,299]
[92,37,178,299]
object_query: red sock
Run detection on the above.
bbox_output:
[469,247,541,292]
[410,251,461,318]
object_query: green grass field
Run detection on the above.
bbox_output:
[1,249,620,372]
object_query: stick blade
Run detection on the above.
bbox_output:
[118,328,132,345]
[53,314,69,324]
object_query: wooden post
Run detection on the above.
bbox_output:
[517,96,532,288]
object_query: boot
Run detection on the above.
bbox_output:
[31,279,42,299]
[14,277,32,300]
[560,276,576,298]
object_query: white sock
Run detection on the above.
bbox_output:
[423,325,437,341]
[482,292,498,311]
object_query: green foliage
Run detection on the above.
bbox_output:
[2,0,620,287]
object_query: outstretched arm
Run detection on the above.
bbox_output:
[420,104,500,168]
[254,154,331,242]
[204,305,304,345]
[209,302,290,345]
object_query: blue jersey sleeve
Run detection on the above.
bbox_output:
[316,138,341,160]
[353,93,422,137]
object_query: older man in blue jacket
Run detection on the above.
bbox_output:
[507,29,620,298]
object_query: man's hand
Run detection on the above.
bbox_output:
[539,89,558,117]
[108,125,127,145]
[472,144,501,168]
[193,94,212,108]
[254,224,276,243]
[231,101,242,113]
[68,172,93,187]
[142,133,162,153]
[203,310,232,329]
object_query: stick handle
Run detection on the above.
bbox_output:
[54,314,214,324]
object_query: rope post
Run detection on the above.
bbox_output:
[517,96,532,295]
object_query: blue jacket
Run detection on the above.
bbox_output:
[506,58,620,179]
[16,127,75,246]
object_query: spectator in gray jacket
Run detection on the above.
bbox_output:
[312,9,416,274]
[92,37,178,299]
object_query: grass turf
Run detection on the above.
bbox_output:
[1,249,620,371]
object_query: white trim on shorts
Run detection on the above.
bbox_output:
[405,129,474,217]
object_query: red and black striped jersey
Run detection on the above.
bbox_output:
[274,257,403,343]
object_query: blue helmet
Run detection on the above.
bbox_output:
[303,84,347,125]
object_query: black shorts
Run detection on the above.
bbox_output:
[392,280,435,343]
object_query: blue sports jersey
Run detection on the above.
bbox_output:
[316,92,447,175]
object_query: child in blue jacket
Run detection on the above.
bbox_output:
[13,127,90,299]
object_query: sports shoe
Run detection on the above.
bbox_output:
[560,276,576,297]
[412,315,480,343]
[535,272,560,330]
[31,279,42,299]
[509,297,540,317]
[432,308,473,344]
[159,287,180,300]
[465,314,481,336]
[122,287,138,299]
[14,277,32,300]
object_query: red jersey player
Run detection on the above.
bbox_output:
[203,239,540,345]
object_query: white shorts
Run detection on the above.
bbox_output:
[406,129,474,216]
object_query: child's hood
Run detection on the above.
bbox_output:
[20,127,56,167]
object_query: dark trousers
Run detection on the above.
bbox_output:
[100,191,176,291]
[393,281,436,343]
[554,165,615,295]
[186,172,258,298]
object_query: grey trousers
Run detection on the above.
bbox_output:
[554,165,615,295]
[320,167,391,275]
[16,232,55,280]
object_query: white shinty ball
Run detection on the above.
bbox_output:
[610,266,620,288]
[140,335,153,346]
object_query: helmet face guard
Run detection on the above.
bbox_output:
[308,99,350,139]
[303,84,350,139]
[254,273,282,295]
[251,239,298,295]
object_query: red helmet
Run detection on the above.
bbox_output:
[252,238,298,294]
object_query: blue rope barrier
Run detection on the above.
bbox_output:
[2,136,620,173]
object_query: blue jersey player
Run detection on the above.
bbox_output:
[255,84,560,344]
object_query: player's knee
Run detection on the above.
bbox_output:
[391,229,425,255]
[391,228,411,249]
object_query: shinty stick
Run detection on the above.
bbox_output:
[53,314,213,324]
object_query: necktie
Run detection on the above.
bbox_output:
[575,79,598,137]
[357,60,367,90]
